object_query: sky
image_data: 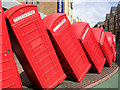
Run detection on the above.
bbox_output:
[73,0,119,27]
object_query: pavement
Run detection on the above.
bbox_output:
[13,42,120,89]
[92,42,120,89]
[116,42,120,67]
[93,70,119,88]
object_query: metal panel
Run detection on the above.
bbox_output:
[5,4,66,88]
[0,2,22,88]
[105,32,116,62]
[43,13,91,82]
[112,34,116,47]
[71,22,106,74]
[112,34,116,62]
[92,28,114,67]
[104,32,113,46]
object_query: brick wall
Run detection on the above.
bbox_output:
[109,10,115,34]
[105,15,109,31]
[39,2,57,15]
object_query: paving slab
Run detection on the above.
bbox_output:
[93,70,119,88]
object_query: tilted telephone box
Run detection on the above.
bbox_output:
[71,22,106,74]
[105,32,116,62]
[112,34,116,48]
[43,13,91,82]
[112,34,116,62]
[0,2,22,89]
[92,28,114,67]
[5,4,66,88]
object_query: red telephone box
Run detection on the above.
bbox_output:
[71,22,106,74]
[0,2,22,89]
[112,34,116,62]
[92,28,113,67]
[112,34,116,47]
[5,5,66,88]
[105,32,116,62]
[104,32,113,46]
[43,13,91,82]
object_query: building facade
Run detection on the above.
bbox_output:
[109,7,117,34]
[64,0,73,23]
[104,1,120,42]
[105,14,110,31]
[117,2,120,42]
[17,0,73,23]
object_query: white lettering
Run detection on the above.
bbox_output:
[100,32,104,43]
[19,16,22,20]
[53,18,66,32]
[13,10,35,23]
[82,27,89,40]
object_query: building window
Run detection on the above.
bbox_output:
[116,15,118,20]
[113,17,114,22]
[116,23,118,29]
[26,0,29,4]
[37,1,39,11]
[31,0,34,4]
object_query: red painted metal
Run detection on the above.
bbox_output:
[112,34,116,47]
[43,13,91,82]
[112,34,116,62]
[71,22,106,74]
[105,32,116,62]
[104,32,113,46]
[0,2,22,89]
[92,28,113,67]
[5,5,66,88]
